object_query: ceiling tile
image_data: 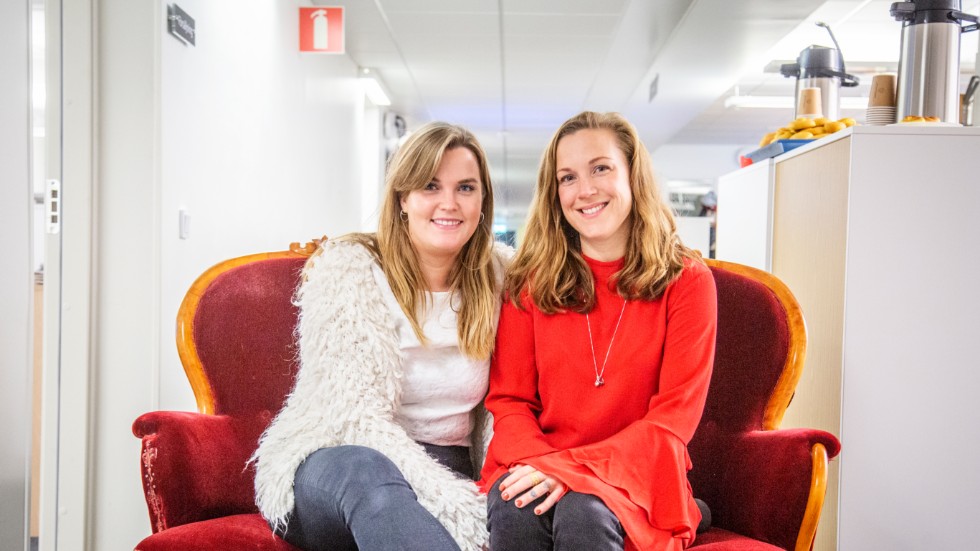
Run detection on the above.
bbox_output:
[503,13,621,36]
[379,0,499,14]
[385,12,500,36]
[502,0,628,15]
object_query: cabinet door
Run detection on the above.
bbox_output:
[772,137,851,551]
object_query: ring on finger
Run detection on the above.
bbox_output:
[529,489,538,499]
[530,474,542,486]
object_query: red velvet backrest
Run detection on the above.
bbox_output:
[190,259,790,431]
[192,257,306,418]
[698,266,791,433]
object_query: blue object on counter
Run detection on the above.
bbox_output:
[745,139,814,163]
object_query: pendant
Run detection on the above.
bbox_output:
[594,376,605,387]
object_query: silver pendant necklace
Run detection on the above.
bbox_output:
[585,299,627,387]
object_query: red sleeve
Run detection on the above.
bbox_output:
[483,296,560,467]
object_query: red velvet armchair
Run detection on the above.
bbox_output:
[132,242,319,551]
[132,247,839,551]
[689,259,841,550]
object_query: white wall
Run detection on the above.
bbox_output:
[84,0,372,548]
[651,143,749,183]
[91,0,160,548]
[0,0,33,548]
[157,0,365,412]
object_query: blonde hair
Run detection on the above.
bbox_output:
[506,111,699,314]
[339,122,498,359]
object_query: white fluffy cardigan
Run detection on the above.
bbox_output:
[252,239,509,551]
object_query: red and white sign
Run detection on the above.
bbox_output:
[299,7,344,53]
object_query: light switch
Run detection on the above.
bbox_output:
[179,207,190,239]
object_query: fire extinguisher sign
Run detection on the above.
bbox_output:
[299,7,344,53]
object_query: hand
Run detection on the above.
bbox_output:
[498,464,567,515]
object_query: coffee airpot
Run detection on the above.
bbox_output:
[781,23,860,120]
[891,0,978,123]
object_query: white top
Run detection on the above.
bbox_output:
[372,264,490,447]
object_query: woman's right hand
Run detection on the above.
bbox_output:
[499,464,567,515]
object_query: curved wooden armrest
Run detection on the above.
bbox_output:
[795,442,829,551]
[692,428,839,550]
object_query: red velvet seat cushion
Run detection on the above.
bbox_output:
[135,514,299,551]
[691,527,783,550]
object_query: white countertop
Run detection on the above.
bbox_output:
[776,123,980,163]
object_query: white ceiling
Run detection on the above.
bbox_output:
[324,0,980,226]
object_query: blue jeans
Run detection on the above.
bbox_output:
[275,445,463,551]
[486,474,625,551]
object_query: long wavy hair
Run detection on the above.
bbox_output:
[506,111,699,314]
[338,122,497,359]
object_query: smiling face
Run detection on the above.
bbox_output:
[399,146,485,266]
[555,128,633,261]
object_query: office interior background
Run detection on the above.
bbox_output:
[3,0,979,549]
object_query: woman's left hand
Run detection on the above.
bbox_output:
[499,464,567,515]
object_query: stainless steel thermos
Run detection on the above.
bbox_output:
[891,0,979,123]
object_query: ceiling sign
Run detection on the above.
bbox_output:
[299,7,345,54]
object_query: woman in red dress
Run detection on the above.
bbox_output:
[480,111,717,551]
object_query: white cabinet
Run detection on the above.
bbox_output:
[720,126,980,550]
[716,158,773,270]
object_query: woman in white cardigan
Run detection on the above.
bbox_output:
[251,122,509,551]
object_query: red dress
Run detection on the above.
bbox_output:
[479,256,717,550]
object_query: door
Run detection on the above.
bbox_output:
[1,1,68,550]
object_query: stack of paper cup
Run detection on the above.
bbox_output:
[797,87,823,118]
[866,74,896,125]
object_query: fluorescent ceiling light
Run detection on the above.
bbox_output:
[359,67,391,106]
[724,95,869,110]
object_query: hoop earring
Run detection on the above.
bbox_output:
[400,211,408,222]
[480,212,485,223]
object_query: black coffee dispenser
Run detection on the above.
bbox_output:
[781,23,860,120]
[891,0,979,123]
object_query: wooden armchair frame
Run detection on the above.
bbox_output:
[704,259,829,551]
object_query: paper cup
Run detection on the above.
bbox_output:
[797,87,823,118]
[869,74,897,108]
[865,105,896,125]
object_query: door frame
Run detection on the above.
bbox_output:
[38,0,97,548]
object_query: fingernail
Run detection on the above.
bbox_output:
[516,500,523,507]
[501,492,509,500]
[534,508,542,515]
